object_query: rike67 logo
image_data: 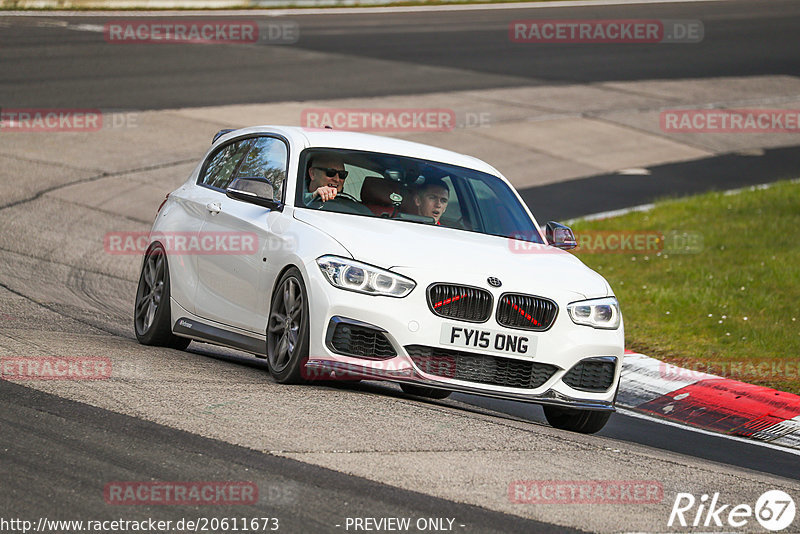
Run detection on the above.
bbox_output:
[669,490,796,531]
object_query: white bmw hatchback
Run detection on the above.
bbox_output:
[135,125,624,433]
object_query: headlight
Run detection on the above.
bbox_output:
[567,297,621,329]
[316,256,416,297]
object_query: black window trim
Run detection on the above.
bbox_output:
[197,133,291,205]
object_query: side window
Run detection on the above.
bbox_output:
[199,139,253,190]
[234,137,289,201]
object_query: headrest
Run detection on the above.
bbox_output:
[361,176,401,206]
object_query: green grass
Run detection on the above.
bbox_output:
[570,180,800,394]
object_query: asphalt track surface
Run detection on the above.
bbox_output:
[0,0,798,108]
[520,145,800,222]
[2,1,800,532]
[1,379,571,533]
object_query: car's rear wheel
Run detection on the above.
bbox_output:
[542,405,611,434]
[266,267,309,384]
[134,243,191,350]
[400,383,451,400]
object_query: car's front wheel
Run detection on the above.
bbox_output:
[542,405,611,434]
[266,267,310,384]
[134,243,191,350]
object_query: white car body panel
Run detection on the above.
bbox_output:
[144,125,625,411]
[292,209,608,299]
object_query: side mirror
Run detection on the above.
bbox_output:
[212,128,236,144]
[226,177,283,211]
[545,221,577,250]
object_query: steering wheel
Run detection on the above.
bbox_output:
[310,191,359,208]
[334,191,361,203]
[308,192,373,216]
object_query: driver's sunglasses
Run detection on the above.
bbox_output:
[313,167,348,180]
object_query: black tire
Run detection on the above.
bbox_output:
[134,243,191,350]
[542,405,612,434]
[266,267,310,384]
[400,383,451,400]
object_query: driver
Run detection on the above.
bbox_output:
[414,177,449,225]
[305,153,348,204]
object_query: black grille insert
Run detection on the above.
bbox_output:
[405,345,558,389]
[427,284,493,323]
[329,322,396,359]
[562,358,616,392]
[496,293,558,331]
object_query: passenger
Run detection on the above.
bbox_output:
[414,177,449,225]
[305,154,348,204]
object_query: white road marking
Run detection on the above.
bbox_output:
[567,203,655,223]
[618,167,652,176]
[68,23,106,32]
[616,407,800,457]
[616,352,718,407]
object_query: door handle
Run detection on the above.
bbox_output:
[206,201,221,214]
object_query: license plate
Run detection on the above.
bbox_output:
[439,323,536,357]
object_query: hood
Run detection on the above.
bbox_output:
[294,210,610,300]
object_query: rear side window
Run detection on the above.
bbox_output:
[199,139,253,190]
[234,137,289,201]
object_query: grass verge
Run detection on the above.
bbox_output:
[570,179,800,394]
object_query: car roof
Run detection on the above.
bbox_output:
[215,125,503,178]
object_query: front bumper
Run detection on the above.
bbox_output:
[303,261,625,411]
[306,358,617,411]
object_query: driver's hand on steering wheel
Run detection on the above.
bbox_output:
[313,186,339,202]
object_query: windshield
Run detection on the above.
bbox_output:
[295,148,545,244]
